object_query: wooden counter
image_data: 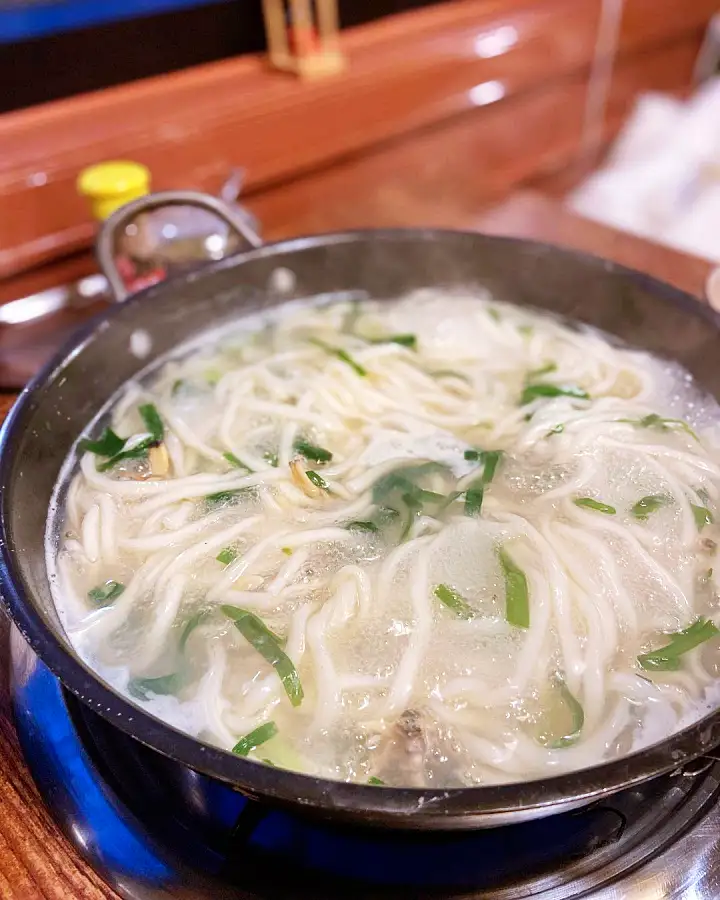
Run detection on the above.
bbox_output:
[0,186,714,898]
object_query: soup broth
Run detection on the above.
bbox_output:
[49,291,720,787]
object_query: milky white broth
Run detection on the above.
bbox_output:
[48,290,720,787]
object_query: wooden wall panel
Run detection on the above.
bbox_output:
[0,0,715,280]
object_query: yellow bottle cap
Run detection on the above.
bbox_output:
[77,161,151,221]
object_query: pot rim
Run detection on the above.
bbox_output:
[3,226,720,826]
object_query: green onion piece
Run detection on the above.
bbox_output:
[547,424,565,436]
[206,489,241,506]
[79,427,126,458]
[368,776,385,785]
[631,495,668,521]
[370,334,417,349]
[434,584,475,620]
[293,438,333,463]
[638,617,720,671]
[179,610,208,651]
[88,580,125,604]
[223,451,251,471]
[347,521,379,533]
[463,449,502,484]
[573,498,616,515]
[528,362,557,378]
[217,547,237,565]
[232,721,279,757]
[222,606,302,706]
[692,504,714,531]
[487,307,501,322]
[547,680,585,749]
[521,383,589,405]
[139,403,164,442]
[499,548,530,628]
[128,673,181,700]
[281,546,293,556]
[306,470,330,491]
[464,482,484,517]
[518,325,533,337]
[619,413,698,442]
[309,337,367,377]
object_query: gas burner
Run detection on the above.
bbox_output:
[10,628,720,899]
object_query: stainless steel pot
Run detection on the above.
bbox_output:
[3,191,720,830]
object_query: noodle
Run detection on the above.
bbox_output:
[48,290,720,787]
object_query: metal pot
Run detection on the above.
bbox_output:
[2,191,720,830]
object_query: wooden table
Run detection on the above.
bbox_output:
[0,190,713,899]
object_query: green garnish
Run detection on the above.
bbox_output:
[539,679,584,749]
[217,547,237,565]
[462,449,502,484]
[223,606,302,706]
[573,498,616,515]
[306,470,330,491]
[281,546,293,556]
[692,504,714,531]
[372,464,449,539]
[139,403,164,443]
[263,451,279,467]
[528,362,557,378]
[223,451,251,471]
[619,413,698,442]
[638,618,720,671]
[178,610,208,651]
[293,438,333,463]
[232,721,279,757]
[309,337,367,377]
[369,333,417,349]
[206,489,241,506]
[499,548,529,628]
[521,384,589,405]
[487,307,501,322]
[347,521,379,533]
[368,776,385,785]
[88,580,125,604]
[518,325,534,337]
[434,584,475,620]
[128,673,181,700]
[547,424,565,436]
[464,482,485,517]
[79,427,125,458]
[457,449,503,518]
[631,495,668,521]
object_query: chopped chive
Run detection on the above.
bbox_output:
[232,721,279,757]
[528,362,557,378]
[347,521,379,533]
[128,673,181,700]
[521,383,589,405]
[638,618,720,671]
[541,679,584,749]
[518,325,534,337]
[464,482,484,517]
[217,547,237,565]
[547,423,565,436]
[573,498,616,515]
[281,546,293,556]
[619,413,698,442]
[223,606,302,706]
[88,580,125,604]
[434,584,475,620]
[631,495,668,521]
[223,451,251,471]
[487,307,501,322]
[463,449,503,484]
[499,548,529,629]
[79,427,126,458]
[306,470,330,491]
[179,610,208,651]
[171,379,185,395]
[309,337,367,376]
[369,333,417,349]
[293,438,333,463]
[368,776,385,785]
[139,403,164,443]
[206,489,240,506]
[692,504,714,531]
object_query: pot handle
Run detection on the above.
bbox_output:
[96,189,263,303]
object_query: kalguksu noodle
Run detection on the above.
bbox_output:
[48,290,720,787]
